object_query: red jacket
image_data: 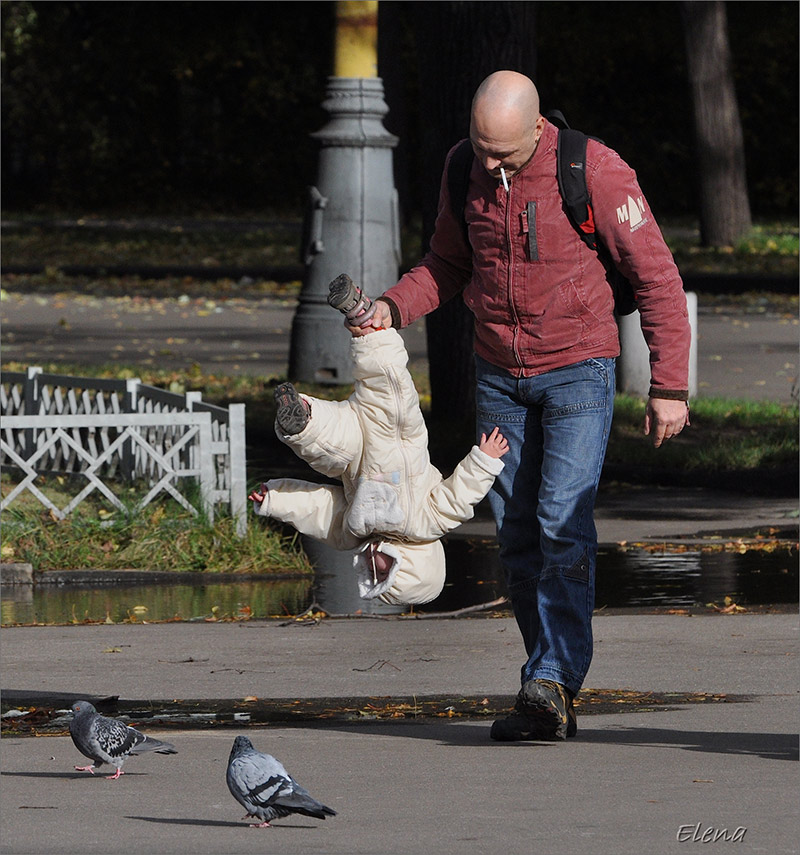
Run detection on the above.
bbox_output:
[382,119,691,398]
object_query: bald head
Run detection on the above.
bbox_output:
[472,71,540,134]
[469,71,545,179]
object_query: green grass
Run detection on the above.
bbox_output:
[1,474,312,575]
[664,221,799,277]
[607,394,798,475]
[2,216,797,280]
[0,217,303,269]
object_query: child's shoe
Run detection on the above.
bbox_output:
[274,383,310,434]
[327,273,373,320]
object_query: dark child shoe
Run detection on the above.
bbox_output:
[490,679,577,742]
[274,382,310,435]
[327,273,373,320]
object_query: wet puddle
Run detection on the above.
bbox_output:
[2,539,796,626]
[1,577,312,627]
[424,539,798,613]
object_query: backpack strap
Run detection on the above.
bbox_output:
[555,128,598,252]
[447,138,475,248]
[544,108,569,130]
[555,124,638,315]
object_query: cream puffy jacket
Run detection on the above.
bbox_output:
[254,329,504,605]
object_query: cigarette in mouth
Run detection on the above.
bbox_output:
[500,168,509,191]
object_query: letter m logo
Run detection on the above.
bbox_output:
[617,195,646,228]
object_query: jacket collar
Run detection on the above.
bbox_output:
[515,118,558,181]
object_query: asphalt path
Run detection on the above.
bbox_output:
[2,614,798,855]
[1,291,797,402]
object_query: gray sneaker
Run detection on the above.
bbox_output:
[490,679,577,742]
[274,383,309,435]
[327,273,372,320]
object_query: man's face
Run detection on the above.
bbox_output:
[469,114,545,179]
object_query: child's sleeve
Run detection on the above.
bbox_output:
[424,447,505,536]
[256,478,362,551]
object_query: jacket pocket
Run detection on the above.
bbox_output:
[347,476,405,538]
[557,280,615,347]
[521,201,539,261]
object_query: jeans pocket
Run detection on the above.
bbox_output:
[584,357,614,379]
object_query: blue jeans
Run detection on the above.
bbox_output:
[475,355,615,697]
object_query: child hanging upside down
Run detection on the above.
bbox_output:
[249,274,509,606]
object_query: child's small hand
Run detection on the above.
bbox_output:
[347,300,391,336]
[248,483,269,505]
[480,427,509,459]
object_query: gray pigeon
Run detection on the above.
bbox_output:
[68,700,177,780]
[226,735,337,827]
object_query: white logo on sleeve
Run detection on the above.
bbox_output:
[616,195,648,231]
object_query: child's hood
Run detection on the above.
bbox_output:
[354,539,446,606]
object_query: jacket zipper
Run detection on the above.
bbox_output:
[386,365,413,539]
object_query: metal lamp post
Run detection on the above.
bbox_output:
[289,0,399,384]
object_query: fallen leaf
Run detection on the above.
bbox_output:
[720,603,747,614]
[706,600,747,614]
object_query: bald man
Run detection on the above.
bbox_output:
[351,70,691,741]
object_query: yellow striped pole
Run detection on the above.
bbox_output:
[290,0,399,388]
[334,1,378,78]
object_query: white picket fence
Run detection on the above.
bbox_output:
[1,367,247,536]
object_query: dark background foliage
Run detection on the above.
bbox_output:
[2,0,797,218]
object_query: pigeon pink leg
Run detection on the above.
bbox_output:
[242,813,271,828]
[74,765,95,773]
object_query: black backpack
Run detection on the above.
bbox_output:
[447,110,637,316]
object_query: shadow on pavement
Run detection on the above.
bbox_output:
[2,770,151,780]
[291,719,798,761]
[578,726,798,761]
[126,815,319,830]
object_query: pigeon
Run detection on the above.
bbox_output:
[68,700,177,780]
[226,735,337,827]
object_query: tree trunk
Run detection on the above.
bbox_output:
[411,1,537,466]
[680,0,752,246]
